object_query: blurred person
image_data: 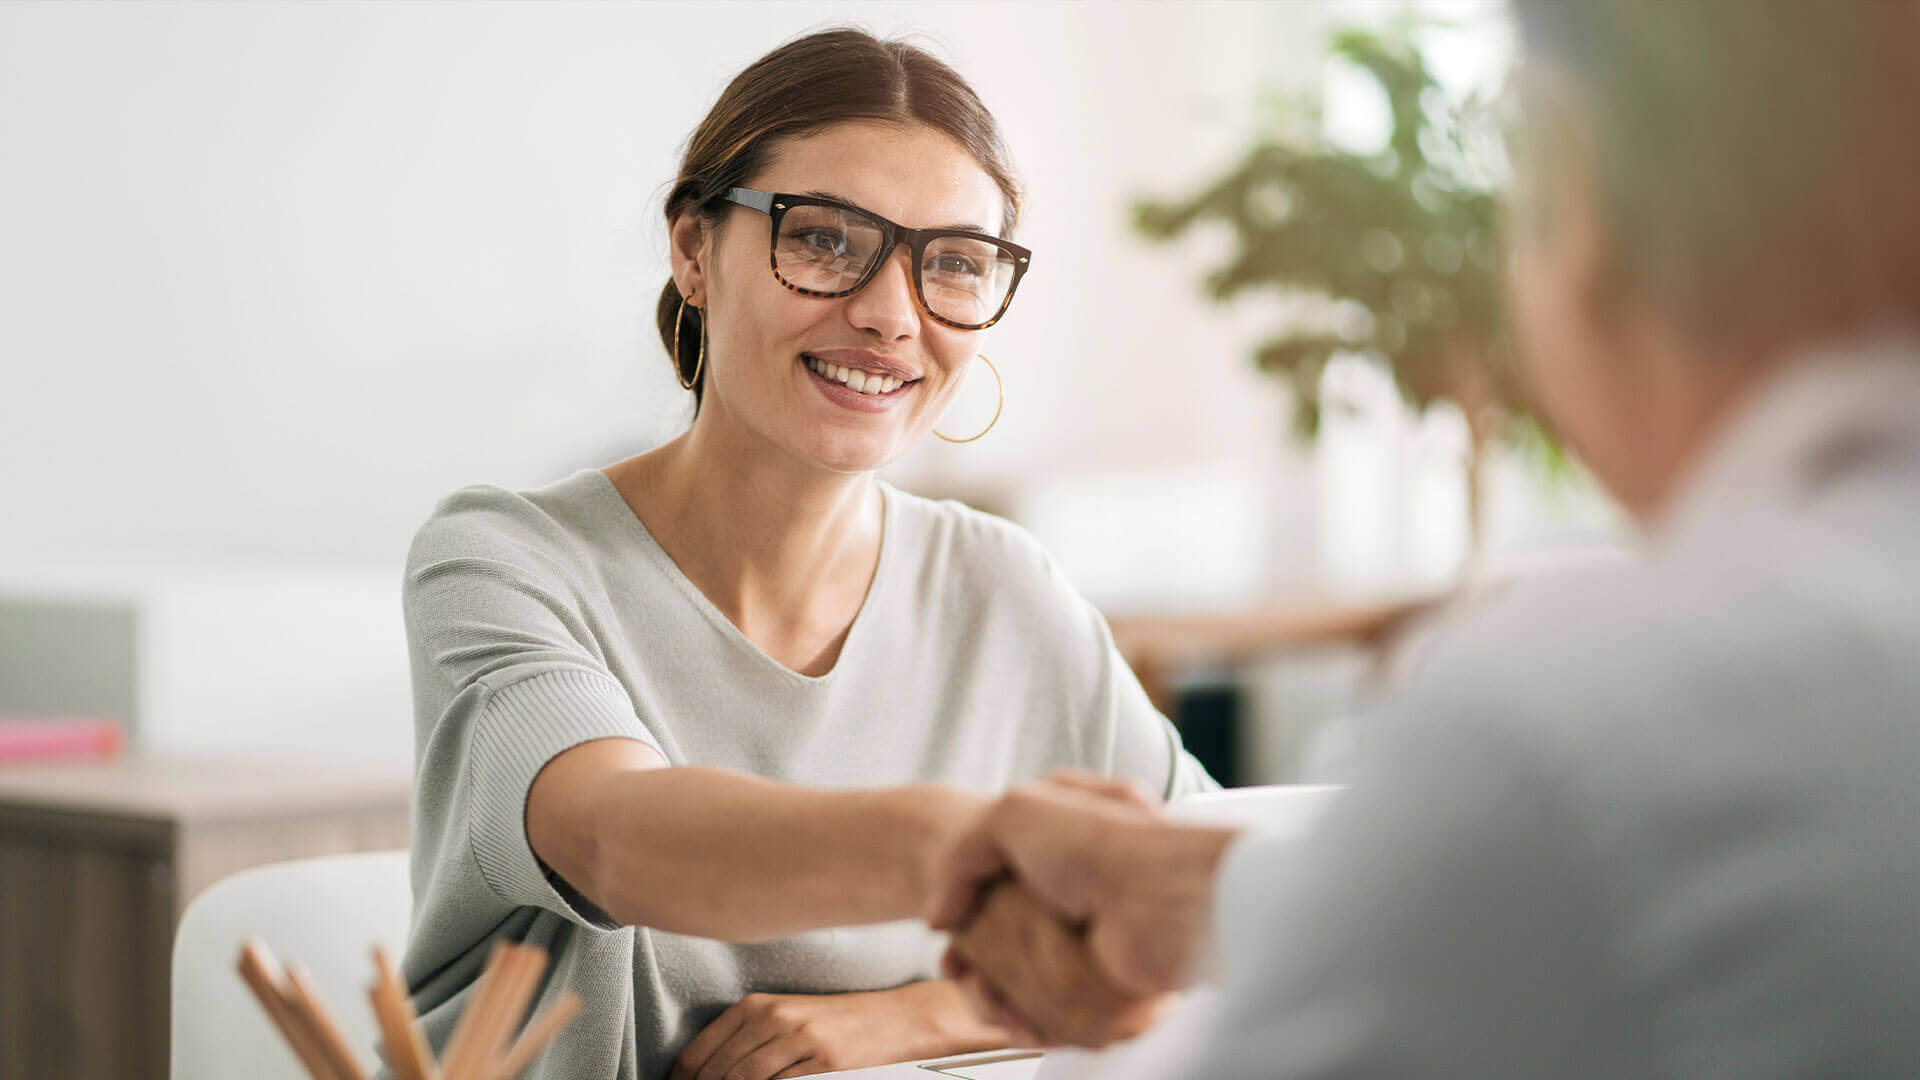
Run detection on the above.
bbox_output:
[930,1,1920,1076]
[399,29,1215,1080]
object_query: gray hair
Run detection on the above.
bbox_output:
[1510,0,1920,357]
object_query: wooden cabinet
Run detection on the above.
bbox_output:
[0,756,410,1080]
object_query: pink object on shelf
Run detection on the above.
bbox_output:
[0,717,125,762]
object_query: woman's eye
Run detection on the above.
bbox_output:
[794,228,847,254]
[929,253,982,278]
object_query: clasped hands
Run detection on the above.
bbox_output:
[925,771,1238,1049]
[669,772,1236,1080]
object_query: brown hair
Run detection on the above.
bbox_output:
[1510,0,1920,359]
[657,29,1022,409]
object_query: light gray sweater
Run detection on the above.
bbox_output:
[1189,342,1920,1078]
[399,468,1216,1080]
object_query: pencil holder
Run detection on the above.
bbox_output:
[237,937,582,1080]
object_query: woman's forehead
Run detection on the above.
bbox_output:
[752,121,1006,235]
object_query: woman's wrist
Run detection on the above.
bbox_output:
[872,782,990,918]
[903,978,1018,1058]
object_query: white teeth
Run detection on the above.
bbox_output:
[805,356,910,395]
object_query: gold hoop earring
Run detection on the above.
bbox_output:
[934,354,1003,443]
[674,298,706,391]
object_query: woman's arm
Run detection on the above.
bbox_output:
[526,737,985,941]
[669,979,1015,1080]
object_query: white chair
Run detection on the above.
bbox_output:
[172,850,412,1079]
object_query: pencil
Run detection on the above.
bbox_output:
[479,946,547,1070]
[487,991,582,1080]
[370,946,439,1080]
[467,946,545,1080]
[287,962,373,1080]
[239,937,581,1080]
[439,943,517,1080]
[236,940,339,1080]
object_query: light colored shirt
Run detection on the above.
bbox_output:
[1192,335,1920,1078]
[399,469,1216,1080]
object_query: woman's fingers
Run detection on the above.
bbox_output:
[686,997,782,1080]
[953,881,1169,1048]
[671,999,751,1080]
[724,1034,812,1080]
[696,1021,780,1080]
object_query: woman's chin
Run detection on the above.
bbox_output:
[798,434,906,476]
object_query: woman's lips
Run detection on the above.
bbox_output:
[801,355,913,413]
[804,349,921,384]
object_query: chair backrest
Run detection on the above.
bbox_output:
[172,850,411,1079]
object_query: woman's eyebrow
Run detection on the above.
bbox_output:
[800,189,990,234]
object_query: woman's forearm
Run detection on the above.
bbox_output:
[580,764,984,941]
[895,978,1022,1058]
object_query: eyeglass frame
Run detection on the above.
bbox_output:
[716,186,1033,331]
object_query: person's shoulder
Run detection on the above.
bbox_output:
[1322,559,1696,849]
[1417,557,1668,686]
[407,470,605,579]
[883,483,1062,587]
[1387,540,1831,756]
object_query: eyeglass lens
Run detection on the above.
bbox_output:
[773,203,1018,327]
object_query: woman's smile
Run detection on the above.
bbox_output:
[801,350,922,413]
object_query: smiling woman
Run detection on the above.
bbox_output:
[656,30,1023,416]
[662,120,1021,471]
[396,27,1216,1080]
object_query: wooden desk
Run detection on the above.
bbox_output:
[0,755,411,1080]
[1109,592,1447,714]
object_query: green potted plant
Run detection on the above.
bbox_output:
[1135,20,1544,555]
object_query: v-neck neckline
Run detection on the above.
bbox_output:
[582,468,895,686]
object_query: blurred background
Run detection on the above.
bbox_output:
[2,4,1633,1073]
[1,0,1623,783]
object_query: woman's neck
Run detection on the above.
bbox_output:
[606,409,884,651]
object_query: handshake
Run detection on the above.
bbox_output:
[923,772,1240,1049]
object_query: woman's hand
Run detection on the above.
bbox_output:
[929,769,1229,1000]
[669,980,1014,1080]
[943,880,1170,1048]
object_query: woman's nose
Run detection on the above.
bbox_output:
[844,244,919,341]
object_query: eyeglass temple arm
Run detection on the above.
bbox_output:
[722,187,776,214]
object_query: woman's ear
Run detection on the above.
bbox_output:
[669,212,710,307]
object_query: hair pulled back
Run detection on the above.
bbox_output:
[657,29,1022,408]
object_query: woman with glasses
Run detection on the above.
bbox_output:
[400,29,1215,1080]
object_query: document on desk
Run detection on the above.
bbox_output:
[919,1052,1044,1079]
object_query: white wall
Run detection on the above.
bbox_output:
[7,2,1607,772]
[1,0,1323,582]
